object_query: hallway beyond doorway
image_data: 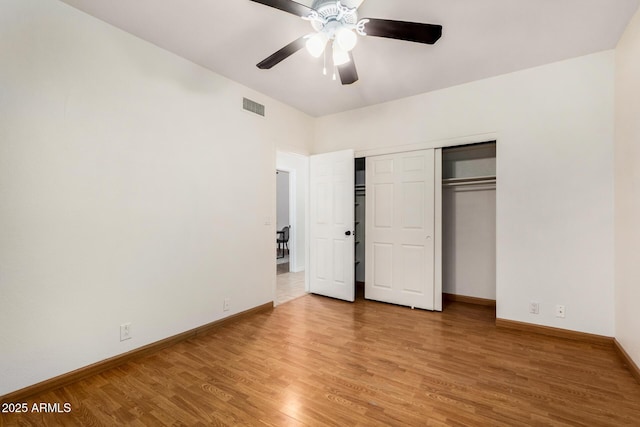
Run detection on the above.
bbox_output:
[276,271,305,305]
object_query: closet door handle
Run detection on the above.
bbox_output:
[426,235,432,240]
[345,231,352,236]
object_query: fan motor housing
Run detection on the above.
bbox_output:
[310,0,358,32]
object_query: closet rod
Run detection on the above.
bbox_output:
[442,175,496,187]
[443,181,495,188]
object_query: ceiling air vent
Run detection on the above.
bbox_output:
[243,97,265,117]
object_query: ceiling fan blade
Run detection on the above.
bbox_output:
[257,37,306,69]
[337,53,358,85]
[248,0,314,18]
[361,18,442,44]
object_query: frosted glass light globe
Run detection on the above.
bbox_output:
[332,43,350,66]
[336,28,357,52]
[306,33,328,58]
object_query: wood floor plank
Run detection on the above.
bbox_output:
[2,295,640,426]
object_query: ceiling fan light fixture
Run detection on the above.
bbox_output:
[305,32,328,58]
[250,0,443,85]
[332,42,350,66]
[335,27,357,51]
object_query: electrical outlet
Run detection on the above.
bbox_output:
[223,298,230,312]
[529,302,539,314]
[556,305,566,318]
[120,323,132,341]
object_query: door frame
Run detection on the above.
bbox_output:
[355,132,498,311]
[275,151,310,306]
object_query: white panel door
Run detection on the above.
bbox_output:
[365,150,437,310]
[309,150,355,302]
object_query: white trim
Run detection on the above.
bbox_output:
[275,151,311,303]
[434,148,443,312]
[276,168,297,273]
[274,151,312,292]
[304,155,310,293]
[354,132,499,158]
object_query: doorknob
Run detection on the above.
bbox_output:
[345,231,352,236]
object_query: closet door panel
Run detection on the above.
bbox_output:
[373,183,394,228]
[316,238,329,280]
[365,149,436,310]
[372,243,394,289]
[400,244,426,294]
[401,181,425,230]
[332,239,347,284]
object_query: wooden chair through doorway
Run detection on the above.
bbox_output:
[277,226,290,259]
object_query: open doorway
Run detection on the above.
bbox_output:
[275,152,309,305]
[442,141,497,311]
[276,170,291,274]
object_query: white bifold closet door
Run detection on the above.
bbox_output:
[365,149,438,310]
[309,150,355,302]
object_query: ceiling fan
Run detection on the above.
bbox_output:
[249,0,443,85]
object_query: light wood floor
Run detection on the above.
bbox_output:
[3,295,640,426]
[276,271,306,305]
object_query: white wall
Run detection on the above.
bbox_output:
[615,9,640,367]
[315,51,616,336]
[276,152,308,272]
[0,0,313,396]
[443,187,496,300]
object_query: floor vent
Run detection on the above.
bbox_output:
[243,97,265,117]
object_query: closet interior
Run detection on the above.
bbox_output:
[442,141,497,306]
[352,142,496,308]
[354,157,366,286]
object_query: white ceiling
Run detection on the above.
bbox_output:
[59,0,638,117]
